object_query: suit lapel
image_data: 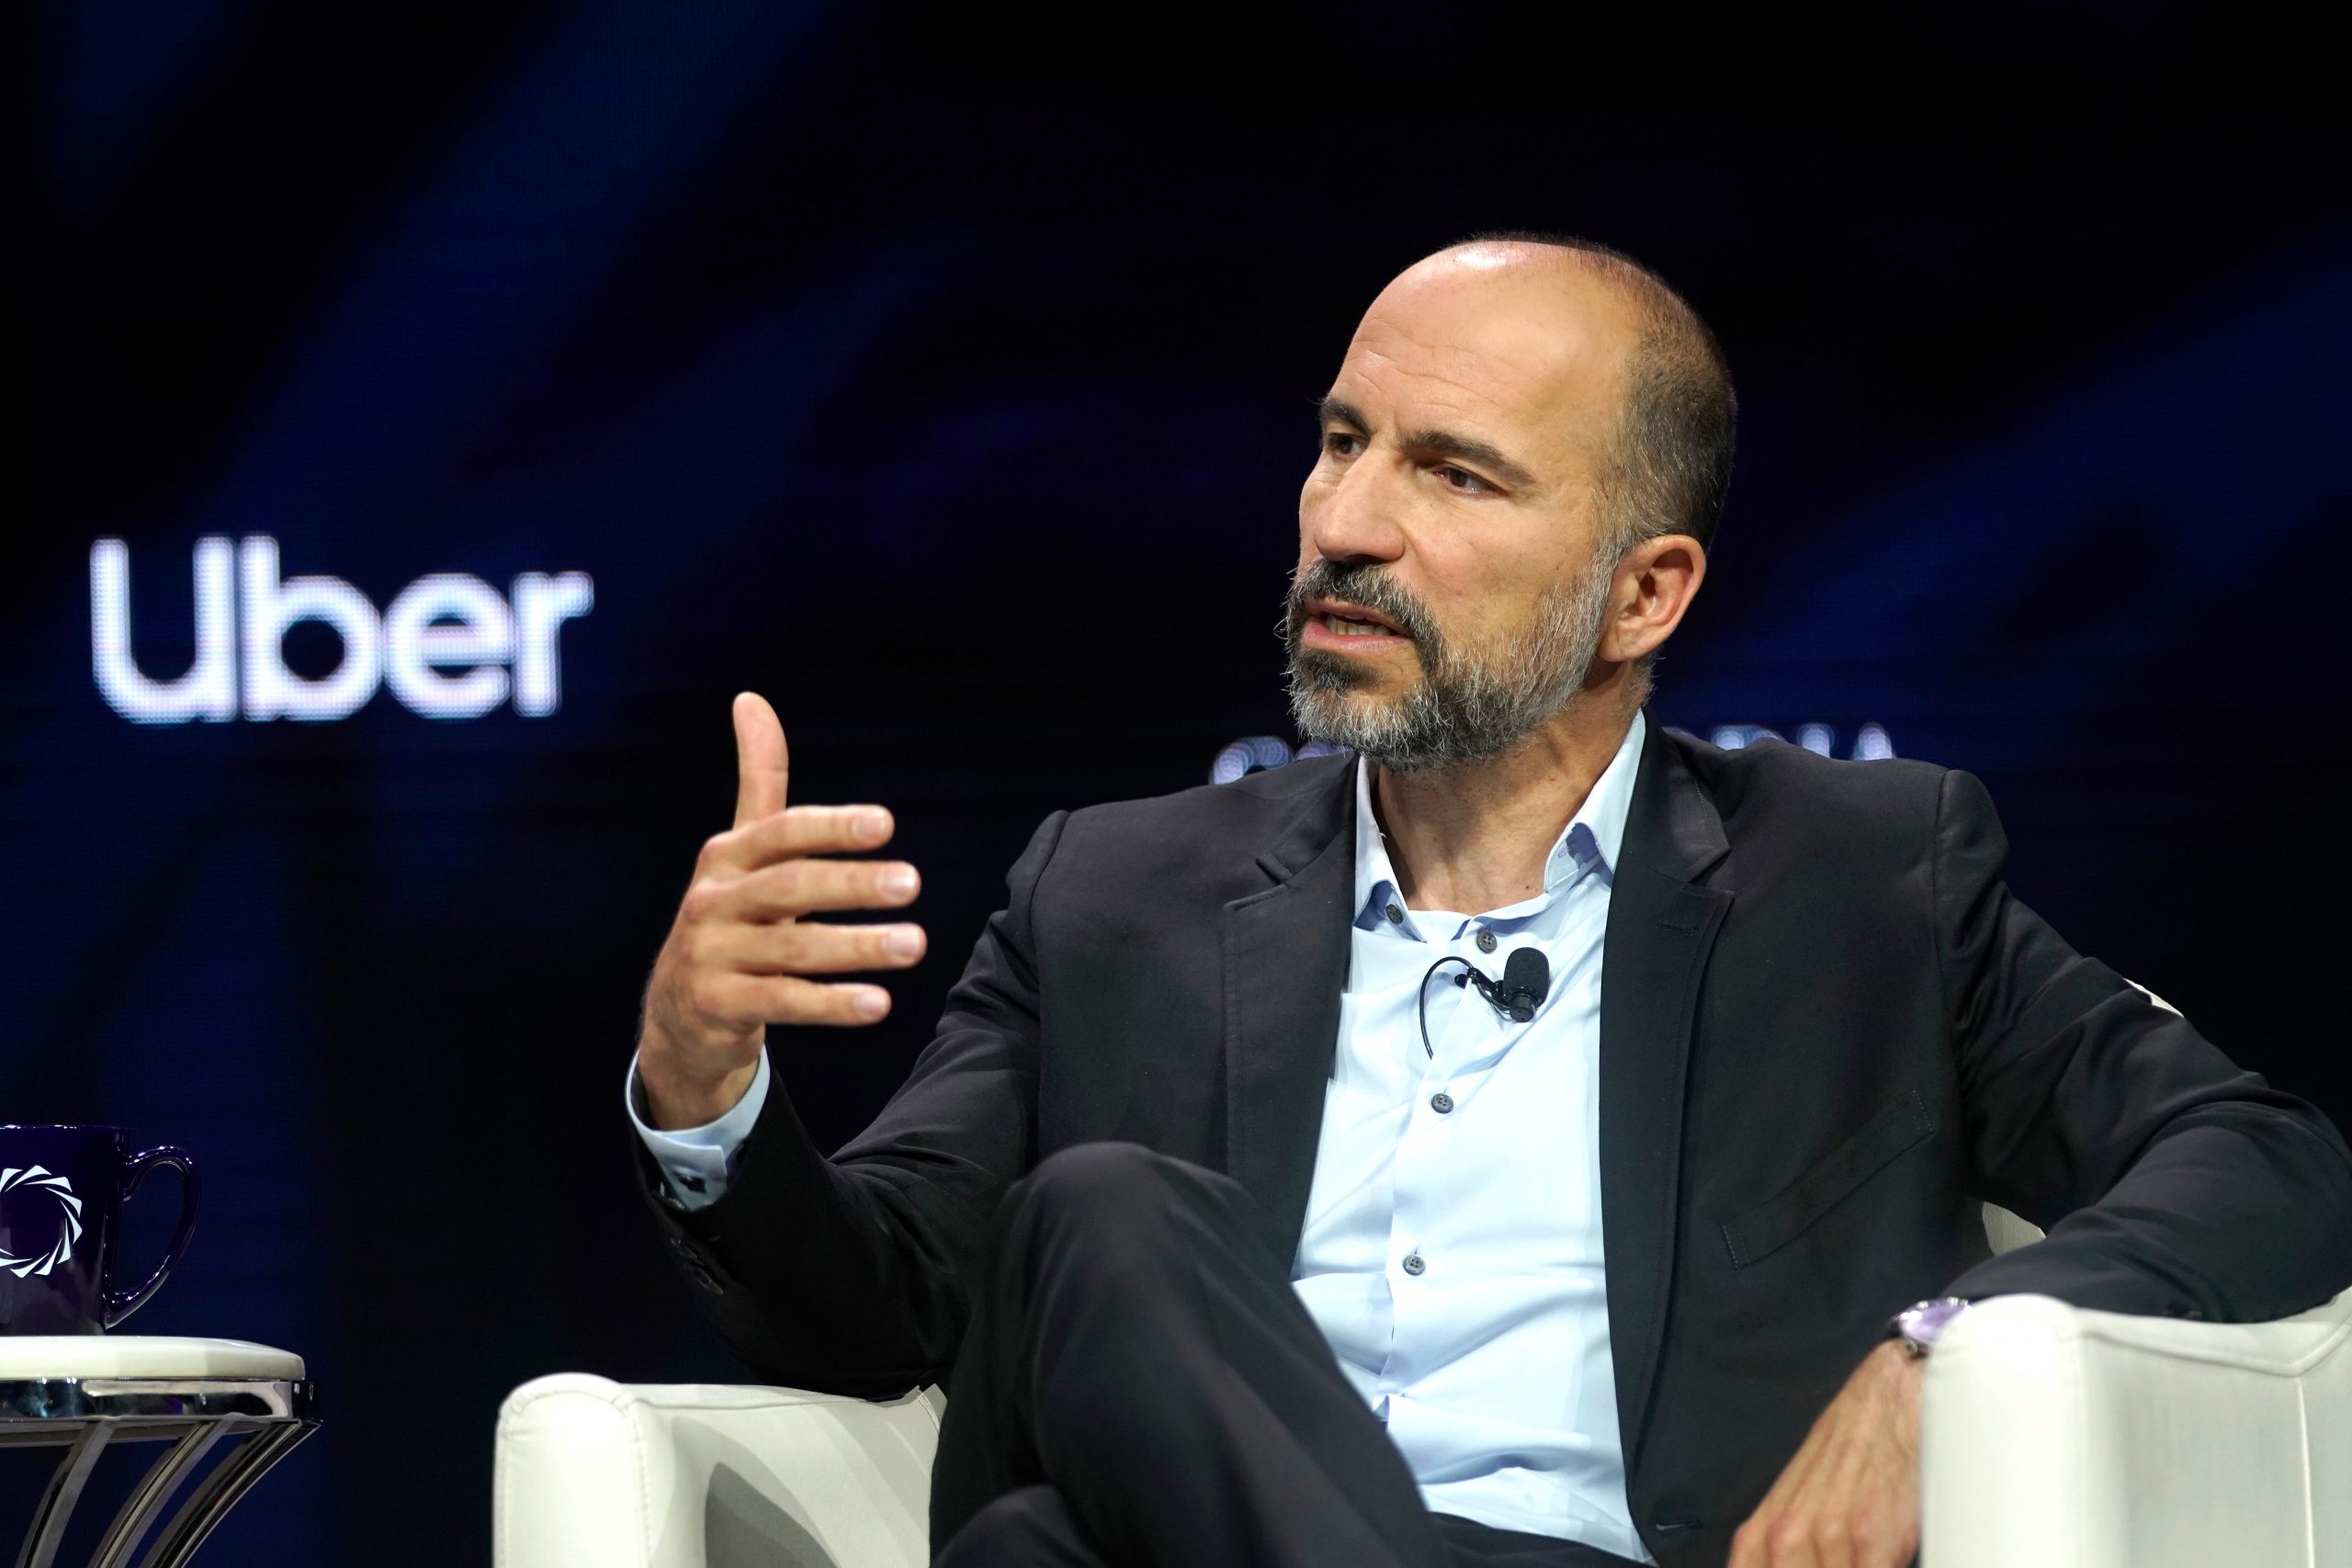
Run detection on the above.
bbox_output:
[1600,717,1732,1473]
[1223,762,1357,1263]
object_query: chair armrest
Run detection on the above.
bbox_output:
[494,1376,944,1568]
[1920,1289,2352,1568]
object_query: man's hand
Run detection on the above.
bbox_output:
[1729,1341,1924,1568]
[637,693,925,1129]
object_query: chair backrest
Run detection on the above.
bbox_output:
[1982,1202,2043,1254]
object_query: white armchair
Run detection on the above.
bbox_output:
[494,1379,942,1568]
[492,1268,2351,1568]
[1922,1286,2349,1566]
[503,994,2346,1567]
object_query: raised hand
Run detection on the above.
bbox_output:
[636,693,925,1129]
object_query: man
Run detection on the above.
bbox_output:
[625,236,2352,1568]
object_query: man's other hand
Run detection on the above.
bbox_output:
[637,693,926,1130]
[1729,1340,1924,1568]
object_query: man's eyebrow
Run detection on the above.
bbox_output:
[1317,396,1539,491]
[1317,396,1369,433]
[1403,427,1539,491]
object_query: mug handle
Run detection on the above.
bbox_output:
[104,1145,200,1329]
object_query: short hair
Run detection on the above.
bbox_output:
[1457,231,1736,559]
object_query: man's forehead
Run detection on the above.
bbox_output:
[1330,252,1634,446]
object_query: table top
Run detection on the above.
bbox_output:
[0,1337,302,1382]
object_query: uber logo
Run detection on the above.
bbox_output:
[90,536,594,723]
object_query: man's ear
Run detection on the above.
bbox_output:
[1601,533,1707,665]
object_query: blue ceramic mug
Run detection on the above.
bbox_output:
[0,1125,199,1335]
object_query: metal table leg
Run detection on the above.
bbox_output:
[131,1422,316,1568]
[2,1376,317,1568]
[85,1427,228,1568]
[14,1423,112,1568]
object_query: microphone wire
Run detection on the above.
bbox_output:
[1415,947,1552,1057]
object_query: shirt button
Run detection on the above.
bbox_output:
[1401,1252,1426,1276]
[1475,928,1497,953]
[1429,1091,1454,1114]
[1385,903,1404,924]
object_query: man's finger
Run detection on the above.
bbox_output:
[1758,1517,1823,1568]
[731,692,790,829]
[717,858,921,922]
[714,919,928,975]
[715,972,891,1026]
[1810,1515,1857,1568]
[705,804,893,874]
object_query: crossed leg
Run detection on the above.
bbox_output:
[930,1142,1633,1568]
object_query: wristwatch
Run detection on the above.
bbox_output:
[1886,1296,1972,1359]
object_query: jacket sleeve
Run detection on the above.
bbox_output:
[1934,768,2352,1318]
[636,809,1068,1396]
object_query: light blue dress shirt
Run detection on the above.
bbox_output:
[628,711,1649,1559]
[1291,708,1647,1559]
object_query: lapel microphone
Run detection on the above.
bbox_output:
[1418,947,1554,1055]
[1492,947,1552,1022]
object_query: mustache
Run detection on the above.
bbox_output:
[1283,560,1442,648]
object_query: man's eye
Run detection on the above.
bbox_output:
[1324,432,1363,458]
[1438,465,1492,493]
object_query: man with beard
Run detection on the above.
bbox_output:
[625,237,2352,1568]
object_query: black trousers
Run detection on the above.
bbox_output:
[930,1143,1641,1568]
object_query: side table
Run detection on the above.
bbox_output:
[1,1337,317,1568]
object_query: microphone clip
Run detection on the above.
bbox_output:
[1454,964,1542,1024]
[1419,947,1552,1057]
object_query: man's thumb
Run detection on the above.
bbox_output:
[731,692,789,828]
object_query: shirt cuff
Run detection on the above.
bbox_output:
[626,1047,772,1211]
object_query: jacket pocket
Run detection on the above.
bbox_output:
[1719,1087,1939,1269]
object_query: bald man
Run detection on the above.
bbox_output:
[627,236,2352,1568]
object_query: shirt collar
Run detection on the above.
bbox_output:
[1351,707,1648,932]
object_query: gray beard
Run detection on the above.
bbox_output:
[1283,555,1614,773]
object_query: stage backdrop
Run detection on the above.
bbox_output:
[14,3,2350,1561]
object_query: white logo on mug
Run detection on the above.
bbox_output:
[0,1167,84,1277]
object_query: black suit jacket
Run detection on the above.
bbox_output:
[641,715,2352,1566]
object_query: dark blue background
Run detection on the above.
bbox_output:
[11,3,2350,1560]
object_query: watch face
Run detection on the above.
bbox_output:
[1904,1298,1969,1347]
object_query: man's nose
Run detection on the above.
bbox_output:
[1304,457,1408,565]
